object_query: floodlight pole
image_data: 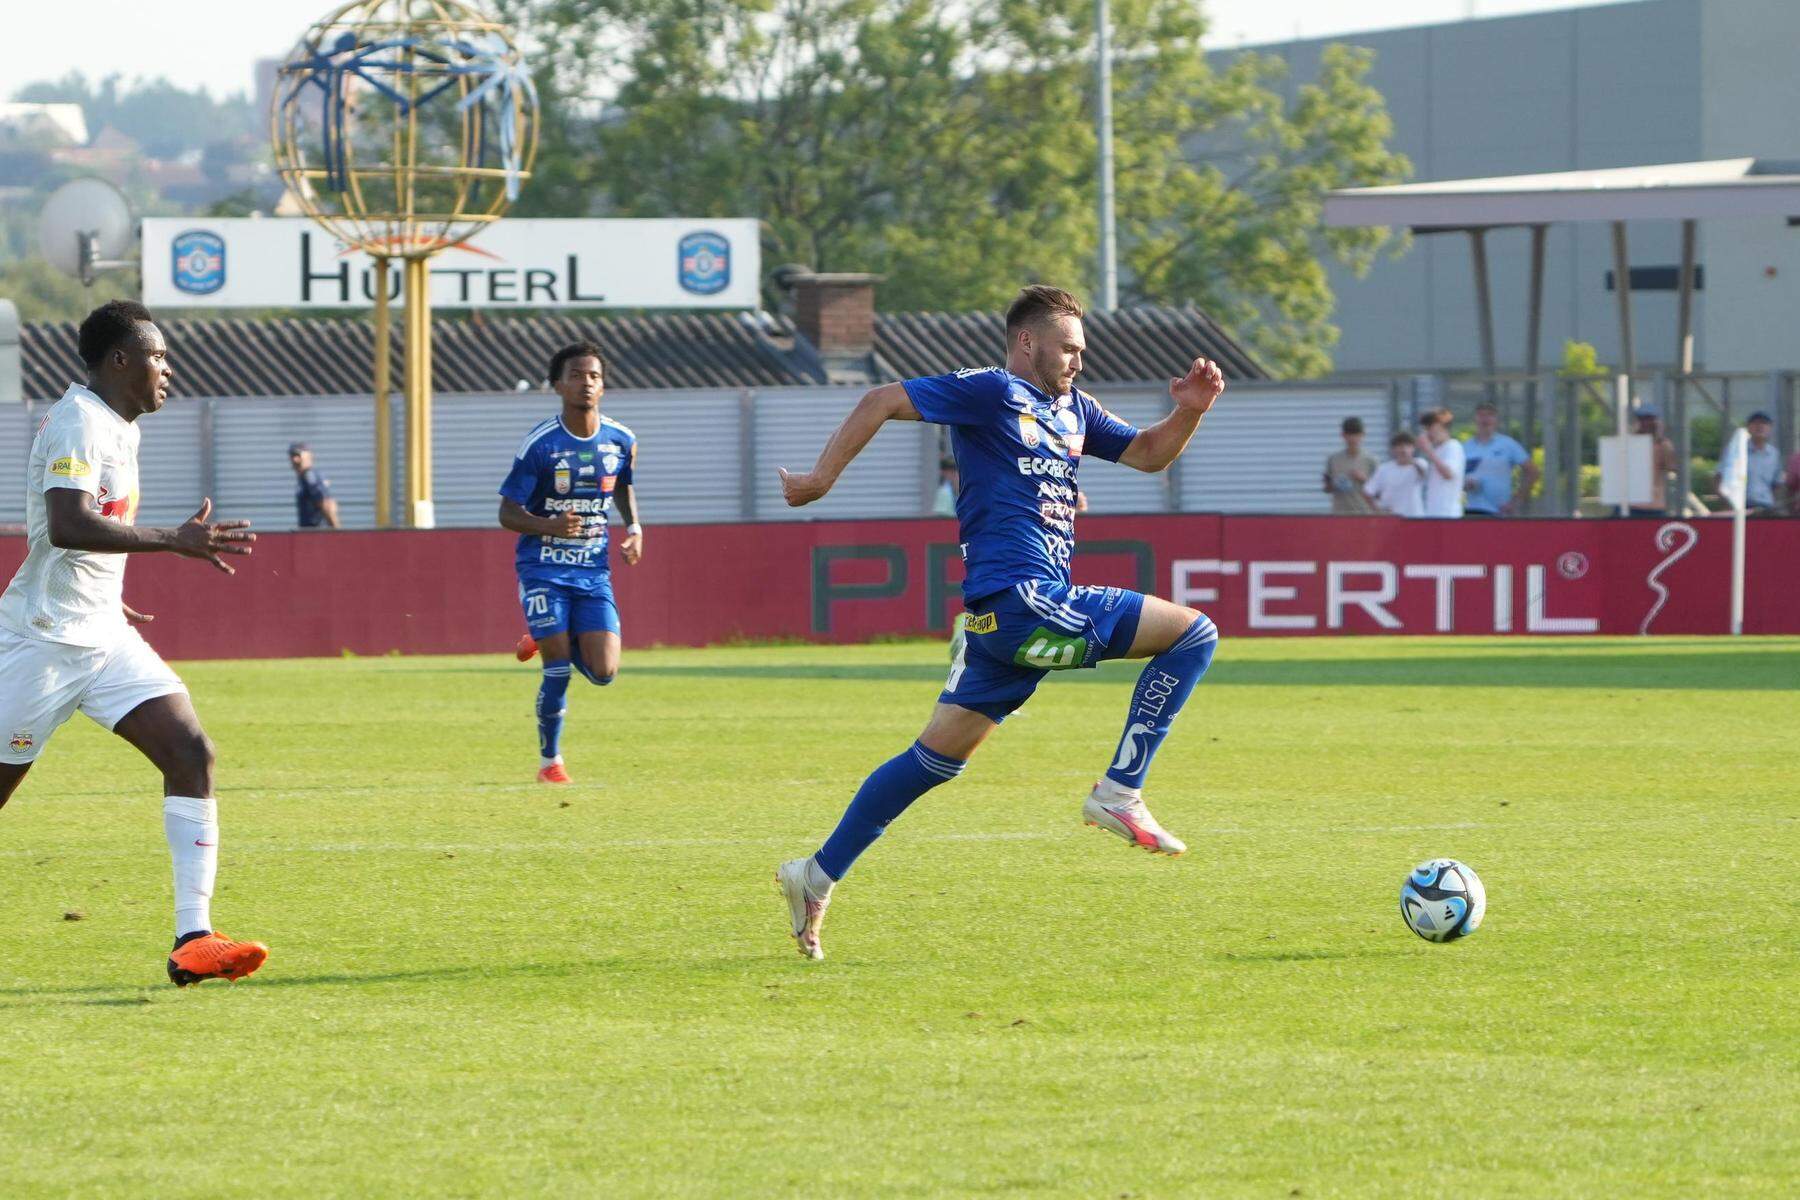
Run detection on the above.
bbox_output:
[1095,0,1118,312]
[404,255,435,529]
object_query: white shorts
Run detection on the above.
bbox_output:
[0,625,187,764]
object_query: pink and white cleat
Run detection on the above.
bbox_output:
[776,858,832,960]
[1083,782,1187,856]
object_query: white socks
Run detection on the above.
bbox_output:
[540,754,563,769]
[163,795,218,937]
[803,857,836,898]
[1094,776,1142,804]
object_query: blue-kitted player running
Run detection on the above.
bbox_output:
[499,341,641,785]
[774,286,1226,959]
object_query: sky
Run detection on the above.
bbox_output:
[0,0,1630,101]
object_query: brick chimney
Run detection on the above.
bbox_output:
[791,272,882,370]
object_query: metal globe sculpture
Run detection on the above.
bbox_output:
[271,0,538,528]
[272,0,538,255]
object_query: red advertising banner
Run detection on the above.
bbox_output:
[1,515,1794,660]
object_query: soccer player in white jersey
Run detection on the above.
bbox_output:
[774,285,1226,959]
[0,301,268,986]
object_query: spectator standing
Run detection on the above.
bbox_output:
[1364,432,1427,517]
[1462,401,1537,516]
[1415,408,1465,518]
[289,442,340,529]
[1628,408,1678,518]
[1738,412,1781,513]
[1323,416,1378,513]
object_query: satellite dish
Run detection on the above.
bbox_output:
[38,178,135,283]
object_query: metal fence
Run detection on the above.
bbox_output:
[1414,369,1800,515]
[1,381,1398,529]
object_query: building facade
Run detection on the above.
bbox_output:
[1234,0,1800,375]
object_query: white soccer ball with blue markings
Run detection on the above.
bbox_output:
[1400,858,1486,943]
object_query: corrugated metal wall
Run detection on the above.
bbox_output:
[1,382,1394,530]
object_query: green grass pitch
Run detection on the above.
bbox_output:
[2,637,1795,1197]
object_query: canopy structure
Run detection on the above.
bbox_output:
[1323,158,1800,382]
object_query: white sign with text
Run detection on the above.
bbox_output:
[141,217,760,310]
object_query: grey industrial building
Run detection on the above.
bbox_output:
[1238,0,1800,376]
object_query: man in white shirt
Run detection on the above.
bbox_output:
[1364,432,1427,516]
[1738,412,1782,512]
[0,300,268,987]
[1415,408,1466,518]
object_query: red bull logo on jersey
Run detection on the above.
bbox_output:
[96,485,138,524]
[8,731,33,754]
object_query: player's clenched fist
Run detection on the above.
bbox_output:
[541,510,584,539]
[171,497,255,574]
[1170,357,1225,415]
[778,467,830,507]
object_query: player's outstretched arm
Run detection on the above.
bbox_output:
[1119,357,1225,473]
[779,382,920,506]
[46,493,254,574]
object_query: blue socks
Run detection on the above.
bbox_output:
[1104,612,1217,791]
[815,741,966,880]
[537,661,572,759]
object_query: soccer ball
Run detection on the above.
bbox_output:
[1400,858,1486,942]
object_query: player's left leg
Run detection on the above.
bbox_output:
[95,638,267,985]
[1084,593,1218,856]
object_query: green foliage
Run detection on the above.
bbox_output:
[2,638,1795,1194]
[12,73,256,160]
[497,0,1409,375]
[1559,339,1606,378]
[0,257,133,323]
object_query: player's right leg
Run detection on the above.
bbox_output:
[1083,593,1218,856]
[521,581,575,783]
[777,601,1038,960]
[96,636,267,986]
[0,625,93,806]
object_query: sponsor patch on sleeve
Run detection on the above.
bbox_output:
[962,612,998,635]
[49,456,91,478]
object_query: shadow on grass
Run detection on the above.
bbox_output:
[619,648,1799,691]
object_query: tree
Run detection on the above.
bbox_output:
[13,74,257,161]
[0,257,132,323]
[497,0,1409,375]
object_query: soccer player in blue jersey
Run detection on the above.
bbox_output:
[774,285,1225,958]
[499,342,641,784]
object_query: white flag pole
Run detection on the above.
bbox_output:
[1731,505,1746,635]
[1719,426,1749,636]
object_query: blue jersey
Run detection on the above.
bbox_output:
[904,368,1139,603]
[499,414,636,585]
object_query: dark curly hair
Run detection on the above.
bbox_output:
[77,299,155,369]
[547,341,608,386]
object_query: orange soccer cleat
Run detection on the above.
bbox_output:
[515,633,539,662]
[537,761,572,785]
[166,931,269,986]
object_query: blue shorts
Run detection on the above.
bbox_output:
[940,581,1146,722]
[519,577,620,639]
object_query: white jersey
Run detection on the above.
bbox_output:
[0,385,142,648]
[1365,459,1426,517]
[1421,437,1466,518]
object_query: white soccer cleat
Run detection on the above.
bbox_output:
[776,858,832,960]
[1083,784,1187,856]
